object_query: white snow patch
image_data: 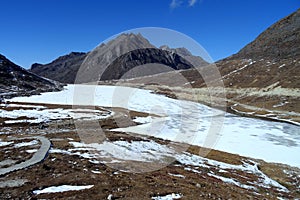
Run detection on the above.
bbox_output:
[0,141,13,147]
[278,64,286,69]
[69,140,174,163]
[49,148,72,155]
[14,140,38,148]
[184,167,201,174]
[176,152,288,192]
[32,185,94,195]
[151,193,182,200]
[1,107,112,124]
[273,101,288,108]
[223,61,254,78]
[91,170,101,174]
[133,116,153,124]
[26,149,38,153]
[208,173,256,190]
[168,173,185,178]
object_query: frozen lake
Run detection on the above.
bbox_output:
[11,85,300,168]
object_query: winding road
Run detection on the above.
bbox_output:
[0,136,51,176]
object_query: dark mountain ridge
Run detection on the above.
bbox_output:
[100,48,194,81]
[30,52,87,84]
[0,54,62,99]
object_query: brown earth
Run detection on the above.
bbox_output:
[0,103,299,199]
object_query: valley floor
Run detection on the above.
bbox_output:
[0,101,299,199]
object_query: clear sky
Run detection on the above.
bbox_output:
[0,0,299,68]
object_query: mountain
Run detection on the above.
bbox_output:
[76,33,156,83]
[116,9,300,124]
[30,52,87,84]
[30,33,208,83]
[0,54,62,99]
[100,48,194,80]
[227,8,300,61]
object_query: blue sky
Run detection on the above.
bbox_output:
[0,0,299,68]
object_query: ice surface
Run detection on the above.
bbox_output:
[9,85,300,168]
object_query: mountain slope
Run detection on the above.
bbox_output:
[100,48,194,80]
[227,8,300,61]
[30,52,87,84]
[30,33,208,83]
[76,33,158,83]
[0,54,62,99]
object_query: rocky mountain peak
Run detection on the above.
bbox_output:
[160,45,193,57]
[102,33,155,52]
[31,33,208,83]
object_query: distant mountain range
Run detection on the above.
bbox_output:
[124,9,300,88]
[30,33,208,83]
[30,9,299,86]
[0,54,62,99]
[115,9,299,124]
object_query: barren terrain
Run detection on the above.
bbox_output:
[0,99,299,199]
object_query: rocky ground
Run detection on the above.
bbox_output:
[0,102,299,199]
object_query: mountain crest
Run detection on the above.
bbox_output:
[229,8,300,61]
